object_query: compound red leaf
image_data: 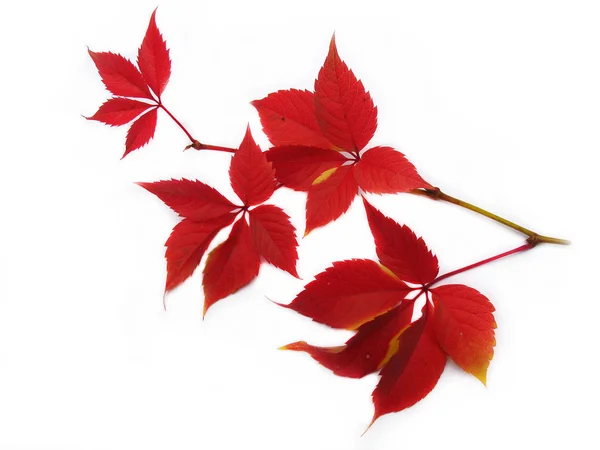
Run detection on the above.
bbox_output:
[229,126,277,206]
[370,308,446,427]
[354,146,432,193]
[164,214,237,292]
[124,107,158,157]
[363,198,439,285]
[137,178,238,222]
[266,146,347,191]
[87,97,154,126]
[314,35,378,152]
[431,284,496,385]
[305,165,358,234]
[251,89,333,148]
[202,219,261,316]
[282,259,409,329]
[88,50,153,100]
[249,205,299,277]
[282,299,414,378]
[138,9,171,99]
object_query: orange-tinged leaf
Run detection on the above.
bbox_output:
[305,165,358,234]
[249,205,299,277]
[87,98,154,126]
[431,284,496,385]
[252,89,333,148]
[265,146,346,191]
[88,50,153,100]
[202,219,261,316]
[282,259,410,329]
[354,146,432,193]
[229,126,277,206]
[363,198,439,285]
[137,178,238,222]
[164,214,237,292]
[281,300,414,378]
[314,35,377,151]
[124,107,158,157]
[137,9,171,99]
[370,308,446,427]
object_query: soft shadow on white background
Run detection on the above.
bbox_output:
[0,1,597,449]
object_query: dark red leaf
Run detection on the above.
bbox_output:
[88,50,153,100]
[282,300,414,378]
[202,219,261,316]
[87,98,154,126]
[314,35,378,151]
[305,165,358,234]
[282,259,409,329]
[164,214,237,292]
[137,9,171,99]
[431,284,496,385]
[137,178,238,221]
[249,205,299,277]
[124,107,159,157]
[266,146,347,191]
[229,127,277,206]
[354,146,432,193]
[363,198,439,285]
[251,89,333,148]
[370,307,446,427]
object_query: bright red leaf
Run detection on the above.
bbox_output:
[229,127,277,206]
[249,205,299,277]
[202,219,261,316]
[137,9,171,99]
[363,197,439,285]
[87,98,155,126]
[282,259,409,330]
[124,107,159,157]
[431,284,496,385]
[88,50,153,100]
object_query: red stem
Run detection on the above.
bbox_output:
[199,144,237,153]
[427,242,533,288]
[159,104,195,143]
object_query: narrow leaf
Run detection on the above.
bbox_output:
[124,107,158,157]
[202,219,261,316]
[431,284,496,385]
[249,205,299,277]
[229,127,277,206]
[88,50,153,99]
[363,198,439,285]
[252,89,333,148]
[138,9,171,98]
[354,146,432,193]
[137,178,238,221]
[282,259,409,329]
[164,214,237,292]
[87,97,154,126]
[314,35,378,151]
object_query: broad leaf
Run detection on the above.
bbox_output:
[88,50,153,99]
[137,9,171,99]
[124,107,159,157]
[87,98,154,126]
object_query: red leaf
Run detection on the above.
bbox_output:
[249,205,299,277]
[137,9,171,99]
[282,259,409,329]
[87,98,154,126]
[202,219,261,316]
[363,198,439,285]
[282,300,414,378]
[266,146,347,191]
[137,178,238,221]
[305,165,358,234]
[124,107,159,157]
[251,89,333,148]
[354,146,432,193]
[164,214,237,292]
[370,308,446,427]
[314,35,378,151]
[229,127,277,206]
[88,50,153,100]
[431,284,496,385]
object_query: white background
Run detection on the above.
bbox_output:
[0,0,598,449]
